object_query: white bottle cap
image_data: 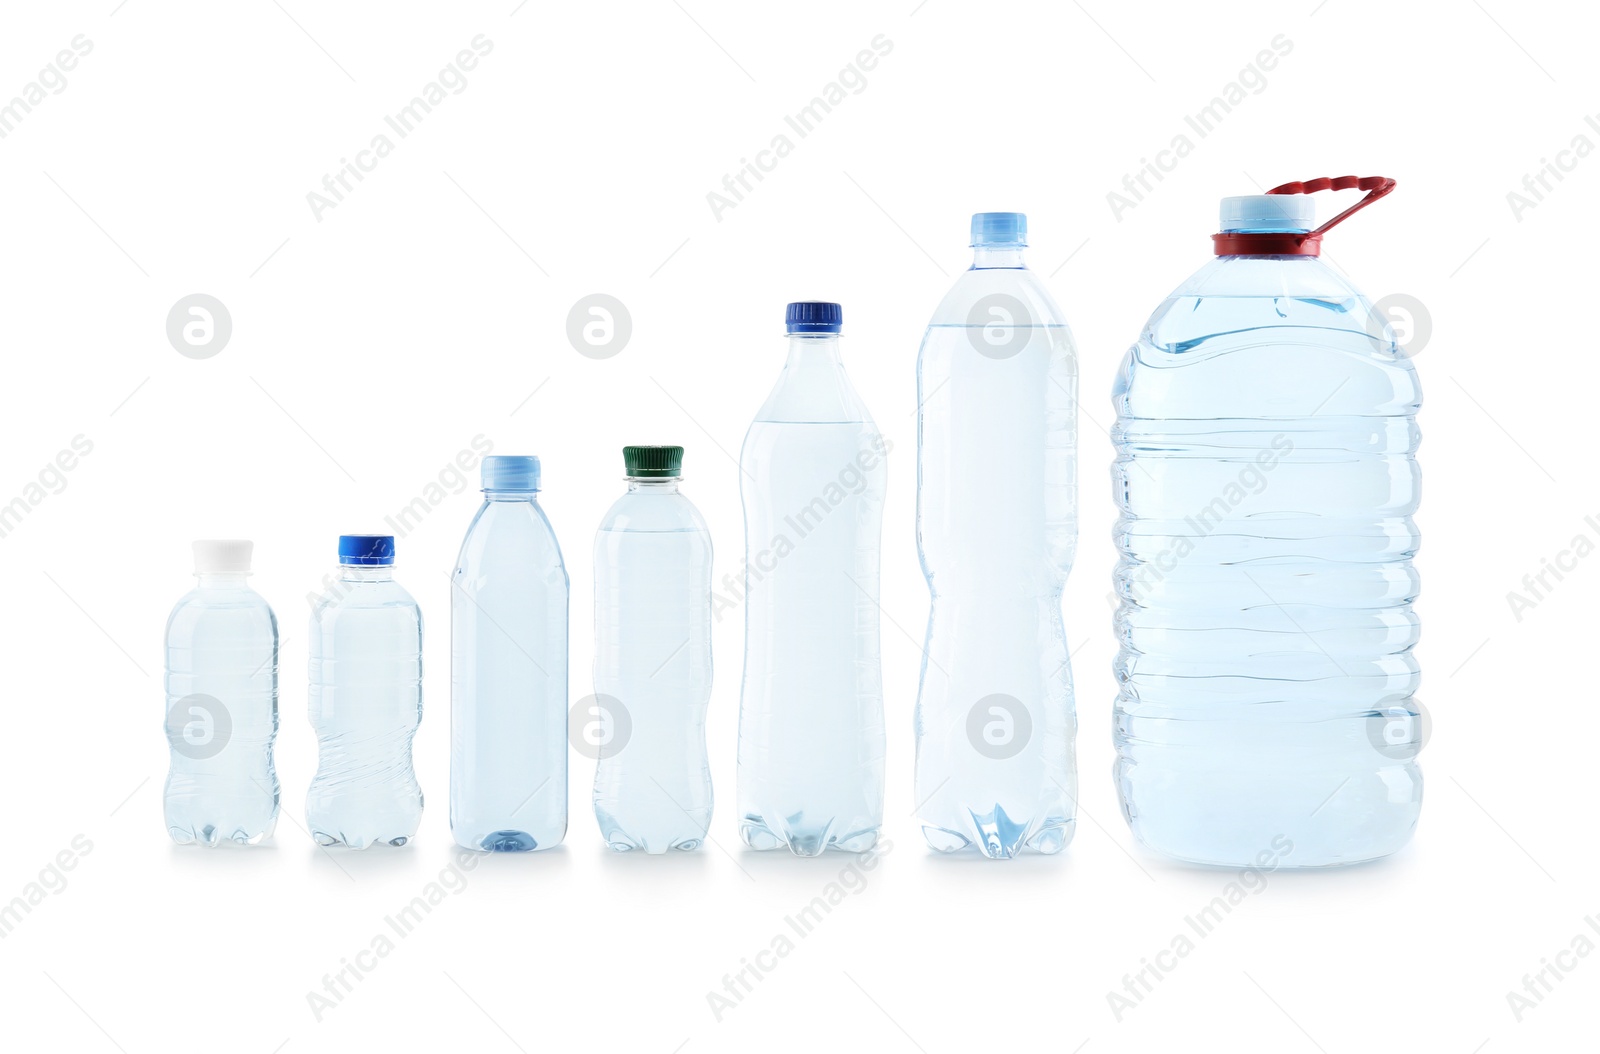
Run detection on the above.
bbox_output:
[1219,194,1314,233]
[193,539,253,575]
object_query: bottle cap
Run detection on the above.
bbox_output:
[624,445,683,478]
[785,301,842,334]
[338,535,394,565]
[481,455,541,493]
[1219,195,1313,233]
[193,539,252,575]
[971,211,1027,248]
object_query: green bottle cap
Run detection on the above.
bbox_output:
[623,445,683,478]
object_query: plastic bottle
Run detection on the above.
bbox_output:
[1112,177,1422,867]
[590,445,713,852]
[163,539,279,846]
[451,455,569,852]
[306,534,423,848]
[736,301,888,857]
[914,212,1079,858]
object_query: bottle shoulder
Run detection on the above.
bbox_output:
[751,355,878,425]
[925,266,1074,331]
[310,578,421,623]
[596,490,711,535]
[1117,256,1421,414]
[455,498,568,578]
[167,585,278,639]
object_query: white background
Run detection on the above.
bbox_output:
[0,1,1588,1051]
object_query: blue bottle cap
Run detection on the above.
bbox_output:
[482,455,541,492]
[339,535,394,566]
[1219,194,1314,233]
[971,212,1027,248]
[785,301,842,334]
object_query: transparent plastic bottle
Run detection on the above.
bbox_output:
[1112,182,1422,867]
[163,539,279,846]
[914,212,1079,858]
[306,535,423,848]
[451,455,569,852]
[737,301,888,857]
[590,445,713,853]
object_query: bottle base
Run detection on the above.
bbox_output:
[1118,762,1421,868]
[168,821,276,848]
[452,829,563,853]
[311,831,417,849]
[739,815,880,857]
[920,810,1075,859]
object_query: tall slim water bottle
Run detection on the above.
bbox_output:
[591,445,713,853]
[914,212,1079,858]
[306,535,423,848]
[1113,177,1422,867]
[737,302,888,857]
[164,540,279,846]
[451,455,569,852]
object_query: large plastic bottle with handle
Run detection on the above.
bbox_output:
[1112,177,1422,867]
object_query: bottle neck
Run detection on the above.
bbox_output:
[484,489,538,503]
[784,332,842,364]
[972,246,1027,269]
[195,573,248,588]
[626,478,680,493]
[339,564,394,582]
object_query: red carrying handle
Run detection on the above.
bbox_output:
[1212,175,1395,256]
